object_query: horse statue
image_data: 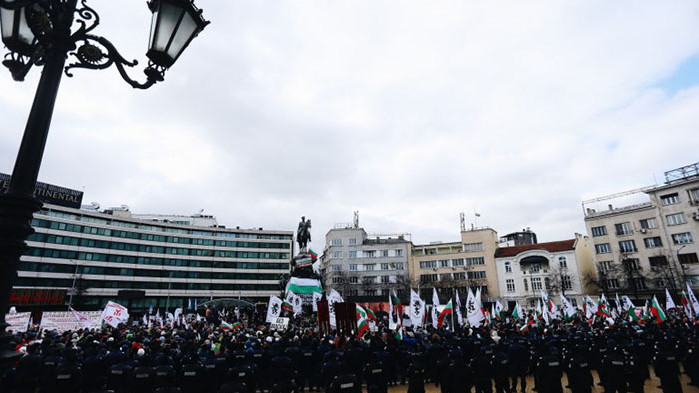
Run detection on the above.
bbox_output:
[297,216,312,252]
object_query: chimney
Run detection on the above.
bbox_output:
[608,204,613,211]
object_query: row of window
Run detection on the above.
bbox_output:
[39,211,293,240]
[28,229,290,251]
[503,257,568,273]
[603,277,649,290]
[14,277,279,291]
[595,233,694,254]
[660,190,699,206]
[26,244,288,261]
[505,275,572,292]
[23,248,287,270]
[330,262,405,272]
[419,257,485,269]
[597,253,699,273]
[330,249,404,258]
[18,262,280,280]
[331,275,397,284]
[419,270,487,282]
[591,212,693,239]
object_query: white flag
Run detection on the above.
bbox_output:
[687,282,699,315]
[312,292,323,312]
[101,301,129,328]
[266,295,283,323]
[388,292,397,330]
[285,292,303,315]
[455,291,464,326]
[174,307,183,323]
[70,307,94,329]
[665,288,676,310]
[560,294,576,319]
[584,295,598,318]
[142,314,148,326]
[432,288,440,329]
[327,289,344,328]
[409,289,425,327]
[466,288,484,326]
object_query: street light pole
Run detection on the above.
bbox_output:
[0,0,209,370]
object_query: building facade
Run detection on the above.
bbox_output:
[319,225,411,300]
[583,163,699,298]
[494,234,595,308]
[410,228,500,303]
[15,203,293,312]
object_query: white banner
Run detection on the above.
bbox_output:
[6,312,31,333]
[270,317,289,331]
[41,311,102,332]
[409,289,425,327]
[327,289,344,328]
[101,301,129,328]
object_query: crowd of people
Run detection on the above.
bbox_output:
[2,306,698,393]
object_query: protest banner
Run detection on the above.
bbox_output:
[101,301,129,328]
[41,311,102,332]
[270,317,289,331]
[6,312,31,333]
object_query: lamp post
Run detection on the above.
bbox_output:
[0,0,208,369]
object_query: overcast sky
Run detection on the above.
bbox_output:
[1,1,699,246]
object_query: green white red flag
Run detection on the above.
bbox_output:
[438,300,453,328]
[650,295,667,323]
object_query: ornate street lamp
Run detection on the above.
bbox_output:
[0,0,208,369]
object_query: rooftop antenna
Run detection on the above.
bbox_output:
[353,210,359,228]
[459,212,466,232]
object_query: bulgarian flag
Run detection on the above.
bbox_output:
[357,317,369,338]
[438,300,453,328]
[680,290,692,316]
[282,301,294,312]
[366,308,377,322]
[597,294,612,318]
[221,321,240,331]
[650,296,667,323]
[395,327,403,341]
[512,301,523,320]
[307,249,318,260]
[356,305,368,320]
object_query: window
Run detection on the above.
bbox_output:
[598,260,613,271]
[595,243,611,254]
[531,277,542,290]
[619,240,637,253]
[623,258,641,271]
[672,232,694,245]
[467,271,486,279]
[530,264,540,273]
[349,276,358,284]
[349,238,357,245]
[640,218,657,229]
[545,277,551,289]
[591,226,607,237]
[558,257,567,268]
[394,249,403,257]
[380,250,389,257]
[523,278,528,291]
[331,239,342,246]
[332,277,343,284]
[381,276,390,283]
[630,277,647,290]
[463,242,483,252]
[615,222,633,236]
[466,257,485,266]
[365,264,375,271]
[506,279,515,292]
[661,193,680,205]
[453,258,464,267]
[562,275,572,290]
[420,274,438,283]
[349,264,358,271]
[644,237,663,248]
[690,188,699,202]
[349,251,357,258]
[331,265,342,271]
[364,250,376,258]
[419,260,437,269]
[439,260,449,267]
[453,272,466,280]
[381,263,389,270]
[394,262,404,270]
[655,279,665,288]
[666,213,687,226]
[505,261,512,273]
[679,253,699,264]
[331,251,343,258]
[649,256,668,266]
[606,279,619,289]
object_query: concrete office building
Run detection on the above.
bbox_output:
[319,221,411,300]
[11,184,293,311]
[494,234,595,308]
[583,162,699,297]
[411,228,500,303]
